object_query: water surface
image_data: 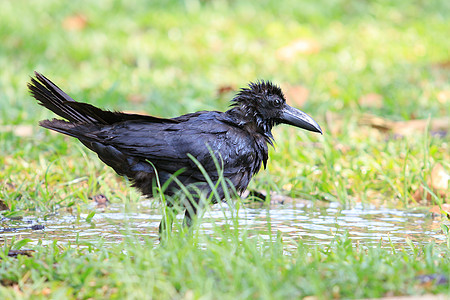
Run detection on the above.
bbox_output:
[1,201,446,248]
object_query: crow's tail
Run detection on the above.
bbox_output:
[28,72,97,124]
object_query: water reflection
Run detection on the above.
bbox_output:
[0,201,446,248]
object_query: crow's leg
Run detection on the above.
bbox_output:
[159,205,177,238]
[183,203,197,228]
[182,197,205,228]
[245,189,266,202]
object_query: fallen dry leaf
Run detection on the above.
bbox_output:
[276,39,320,61]
[359,93,384,108]
[432,60,450,69]
[412,164,449,204]
[282,84,309,107]
[217,85,236,96]
[62,14,88,31]
[359,114,449,137]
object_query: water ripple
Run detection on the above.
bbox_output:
[0,201,446,248]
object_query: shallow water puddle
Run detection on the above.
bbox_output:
[1,201,446,248]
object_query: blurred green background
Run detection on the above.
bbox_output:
[1,0,448,122]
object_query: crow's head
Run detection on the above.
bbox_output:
[230,81,322,136]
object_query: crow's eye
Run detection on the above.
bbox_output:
[273,98,283,108]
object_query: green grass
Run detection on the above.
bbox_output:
[1,229,450,299]
[1,0,450,298]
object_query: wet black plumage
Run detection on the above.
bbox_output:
[28,72,322,229]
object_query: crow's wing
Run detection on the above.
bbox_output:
[93,112,264,183]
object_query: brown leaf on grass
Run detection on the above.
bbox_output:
[358,114,392,133]
[282,84,309,107]
[432,60,450,69]
[62,14,88,31]
[393,119,448,136]
[412,164,449,204]
[217,85,236,96]
[276,39,320,61]
[358,93,383,108]
[359,114,449,136]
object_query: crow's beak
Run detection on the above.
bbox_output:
[280,104,322,134]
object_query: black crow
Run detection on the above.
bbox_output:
[28,72,322,230]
